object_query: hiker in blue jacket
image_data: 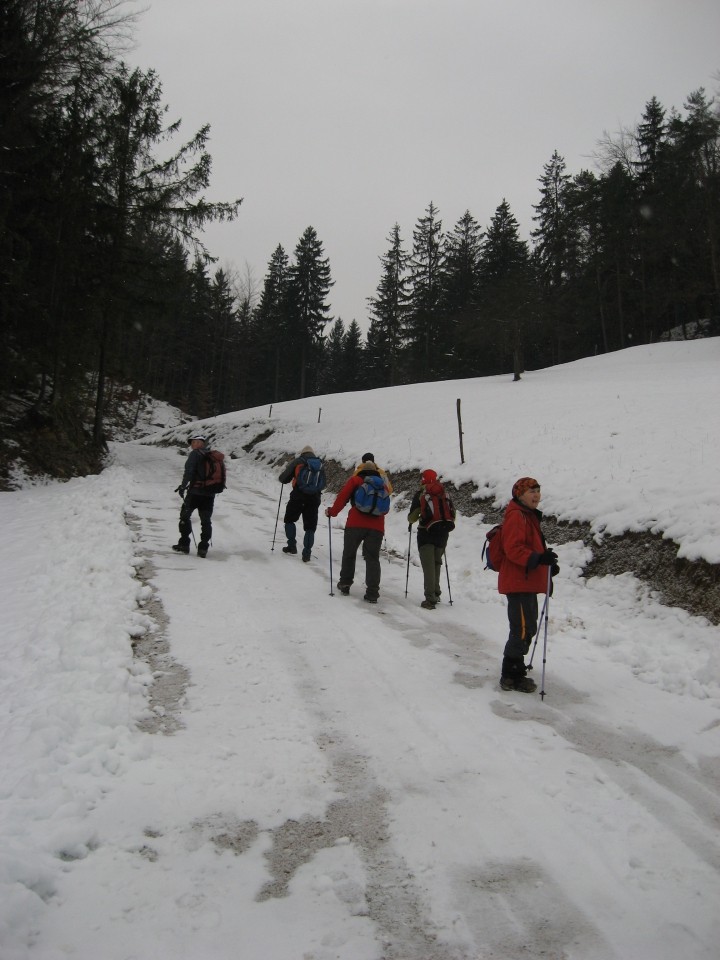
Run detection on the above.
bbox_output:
[279,445,326,561]
[173,434,215,558]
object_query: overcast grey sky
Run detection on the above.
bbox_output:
[131,0,720,330]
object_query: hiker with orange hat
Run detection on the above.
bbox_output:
[497,477,559,692]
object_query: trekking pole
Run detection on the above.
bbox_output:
[527,589,550,670]
[404,526,412,597]
[271,486,284,551]
[540,565,551,700]
[328,515,334,596]
[444,549,453,605]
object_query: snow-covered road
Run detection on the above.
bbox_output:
[5,337,720,959]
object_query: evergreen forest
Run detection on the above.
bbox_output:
[2,1,719,478]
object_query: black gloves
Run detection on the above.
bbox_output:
[175,485,185,497]
[539,549,561,575]
[538,549,558,566]
[541,550,561,577]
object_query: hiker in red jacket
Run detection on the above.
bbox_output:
[498,477,559,692]
[325,460,390,603]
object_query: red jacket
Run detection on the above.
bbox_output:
[497,498,549,595]
[327,473,386,532]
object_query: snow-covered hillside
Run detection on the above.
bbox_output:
[1,340,718,959]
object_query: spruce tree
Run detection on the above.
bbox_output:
[479,199,534,378]
[321,318,346,394]
[405,202,446,382]
[531,151,583,362]
[343,320,364,391]
[287,226,333,398]
[367,223,410,386]
[442,210,483,376]
[254,244,291,403]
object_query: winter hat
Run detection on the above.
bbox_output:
[188,434,207,443]
[361,452,375,463]
[300,445,314,456]
[421,469,438,486]
[512,476,540,499]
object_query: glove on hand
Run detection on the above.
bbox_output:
[175,485,185,497]
[538,549,558,566]
[551,562,561,577]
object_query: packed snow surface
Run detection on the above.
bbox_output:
[1,340,719,959]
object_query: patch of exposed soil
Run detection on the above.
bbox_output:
[130,553,190,735]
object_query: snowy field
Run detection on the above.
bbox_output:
[1,339,719,959]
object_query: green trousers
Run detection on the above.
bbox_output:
[418,542,445,602]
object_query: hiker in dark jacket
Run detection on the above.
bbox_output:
[408,469,455,610]
[173,434,215,558]
[279,445,324,561]
[498,477,559,692]
[325,459,389,603]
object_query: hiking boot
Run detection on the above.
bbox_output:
[301,552,311,562]
[172,542,190,554]
[420,599,436,610]
[514,675,537,693]
[282,544,298,555]
[337,582,351,595]
[197,543,208,558]
[363,593,379,604]
[500,675,537,693]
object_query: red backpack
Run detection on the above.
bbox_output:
[420,480,456,531]
[194,450,226,494]
[482,524,504,571]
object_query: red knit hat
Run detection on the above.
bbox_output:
[512,476,540,499]
[421,469,438,485]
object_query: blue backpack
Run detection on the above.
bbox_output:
[353,474,391,516]
[295,456,326,495]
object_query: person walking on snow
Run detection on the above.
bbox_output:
[279,445,325,561]
[498,477,559,692]
[353,451,393,494]
[325,459,390,603]
[173,435,216,558]
[407,469,456,610]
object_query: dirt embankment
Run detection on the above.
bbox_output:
[317,461,720,626]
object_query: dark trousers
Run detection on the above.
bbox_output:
[339,527,383,596]
[283,493,319,556]
[179,493,214,546]
[503,592,538,661]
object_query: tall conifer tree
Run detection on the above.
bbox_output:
[287,226,333,398]
[405,202,445,382]
[442,210,483,376]
[255,244,291,402]
[367,223,409,386]
[479,199,534,378]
